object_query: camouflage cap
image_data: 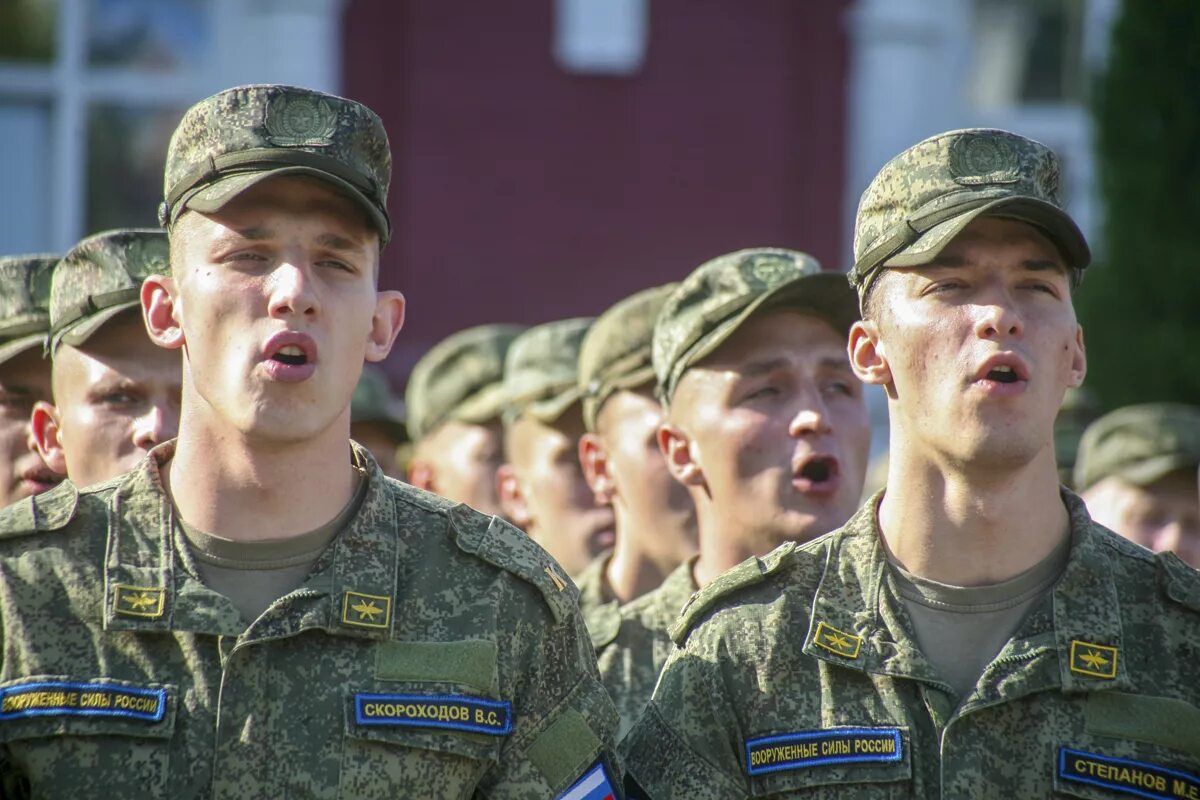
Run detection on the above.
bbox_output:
[1074,403,1200,492]
[351,364,407,440]
[160,84,391,243]
[0,254,56,366]
[652,248,858,406]
[49,229,169,355]
[851,128,1091,300]
[405,324,525,441]
[579,283,677,432]
[503,318,593,425]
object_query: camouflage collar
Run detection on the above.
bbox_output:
[101,440,400,641]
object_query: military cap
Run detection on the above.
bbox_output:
[851,128,1091,299]
[405,324,524,441]
[503,318,593,425]
[652,248,857,406]
[160,84,392,243]
[0,254,56,366]
[1074,403,1200,492]
[351,364,407,440]
[579,284,677,432]
[49,229,169,355]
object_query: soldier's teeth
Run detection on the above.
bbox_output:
[279,346,303,356]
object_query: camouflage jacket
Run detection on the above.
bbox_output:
[0,442,620,799]
[575,553,616,640]
[622,492,1200,798]
[594,560,695,740]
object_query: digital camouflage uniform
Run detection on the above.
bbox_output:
[0,255,56,367]
[1073,403,1200,493]
[0,85,621,799]
[351,364,407,442]
[502,318,593,429]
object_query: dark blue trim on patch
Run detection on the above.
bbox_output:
[746,727,903,776]
[1058,747,1200,800]
[0,680,166,722]
[354,692,513,735]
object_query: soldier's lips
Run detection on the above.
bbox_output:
[261,331,318,382]
[792,454,841,496]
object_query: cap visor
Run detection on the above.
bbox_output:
[883,196,1091,271]
[524,386,584,424]
[52,303,139,354]
[180,167,389,242]
[453,382,509,426]
[1119,455,1198,488]
[0,333,48,366]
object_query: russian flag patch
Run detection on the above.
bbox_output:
[557,759,619,800]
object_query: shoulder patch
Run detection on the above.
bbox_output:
[449,504,577,625]
[670,543,798,645]
[1158,550,1200,613]
[0,480,79,540]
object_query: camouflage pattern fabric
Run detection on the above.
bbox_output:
[1074,403,1200,492]
[850,128,1092,300]
[651,248,857,406]
[0,441,620,798]
[503,318,593,425]
[48,229,169,354]
[351,364,407,440]
[594,559,696,740]
[574,552,614,635]
[406,324,524,442]
[621,492,1200,797]
[160,84,392,243]
[0,254,55,366]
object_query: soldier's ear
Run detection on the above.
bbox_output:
[364,290,405,363]
[578,433,613,505]
[1067,325,1086,388]
[658,422,704,489]
[407,457,436,492]
[495,464,532,530]
[30,401,67,478]
[849,319,891,390]
[142,275,185,350]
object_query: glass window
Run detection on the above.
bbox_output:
[0,0,58,63]
[0,102,53,251]
[969,0,1085,109]
[86,104,184,232]
[86,0,210,70]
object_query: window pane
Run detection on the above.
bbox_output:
[86,0,210,70]
[0,102,53,252]
[969,0,1085,109]
[0,0,57,63]
[87,104,183,233]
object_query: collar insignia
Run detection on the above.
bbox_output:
[544,565,567,593]
[342,590,392,630]
[1069,639,1118,679]
[813,621,862,659]
[113,584,165,619]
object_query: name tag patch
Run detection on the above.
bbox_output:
[1059,747,1200,800]
[556,760,618,800]
[354,692,512,735]
[0,680,166,722]
[746,727,902,776]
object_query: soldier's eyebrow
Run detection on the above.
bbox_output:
[228,226,273,241]
[740,357,790,376]
[315,232,365,253]
[1019,259,1066,275]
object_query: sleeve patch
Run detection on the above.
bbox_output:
[556,759,619,800]
[353,692,512,735]
[1058,746,1199,799]
[746,727,902,776]
[0,680,166,722]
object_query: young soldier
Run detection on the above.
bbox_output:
[31,229,182,487]
[623,129,1200,798]
[0,255,59,507]
[0,84,619,798]
[406,323,524,517]
[497,318,616,578]
[574,284,697,628]
[602,249,869,736]
[1076,403,1200,566]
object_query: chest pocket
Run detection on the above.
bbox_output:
[0,676,177,800]
[746,727,913,799]
[340,685,503,800]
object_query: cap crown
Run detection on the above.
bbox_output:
[1074,403,1200,491]
[0,255,56,340]
[504,318,593,424]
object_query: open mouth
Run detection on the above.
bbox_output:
[799,456,837,483]
[272,346,308,367]
[986,365,1019,384]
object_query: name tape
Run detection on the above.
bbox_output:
[746,727,903,776]
[1059,747,1200,800]
[354,692,512,735]
[0,680,166,723]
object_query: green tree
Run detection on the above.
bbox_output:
[1082,0,1200,407]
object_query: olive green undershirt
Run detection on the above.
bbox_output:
[887,531,1071,703]
[178,469,368,623]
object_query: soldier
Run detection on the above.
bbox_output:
[350,363,408,479]
[0,84,620,798]
[603,249,869,737]
[0,255,60,507]
[1076,403,1200,566]
[30,229,181,487]
[497,318,616,578]
[622,129,1200,798]
[574,284,696,629]
[406,324,524,517]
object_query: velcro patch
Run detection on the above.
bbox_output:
[354,692,512,735]
[1059,747,1199,800]
[746,727,902,776]
[0,680,166,722]
[557,760,618,800]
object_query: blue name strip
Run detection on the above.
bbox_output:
[354,692,512,735]
[0,680,166,722]
[1059,747,1200,800]
[746,727,903,776]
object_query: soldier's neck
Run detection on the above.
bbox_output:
[164,413,358,543]
[605,504,696,604]
[878,444,1069,587]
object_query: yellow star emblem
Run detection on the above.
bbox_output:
[351,599,383,621]
[124,592,159,611]
[812,621,862,659]
[825,632,852,650]
[342,590,391,630]
[1069,639,1118,679]
[112,584,165,619]
[1079,650,1108,671]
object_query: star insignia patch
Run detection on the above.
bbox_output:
[1069,639,1118,679]
[342,590,392,630]
[813,621,862,659]
[113,584,165,619]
